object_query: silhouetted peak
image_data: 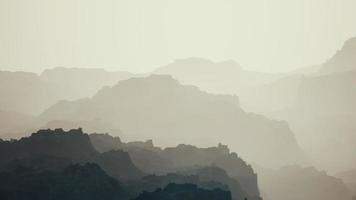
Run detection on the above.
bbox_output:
[217,143,230,154]
[175,144,196,150]
[31,128,85,138]
[171,143,230,155]
[19,128,98,160]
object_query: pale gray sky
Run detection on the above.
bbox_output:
[0,0,356,73]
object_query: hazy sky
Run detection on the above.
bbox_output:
[0,0,356,73]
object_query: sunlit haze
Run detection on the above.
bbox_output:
[1,0,356,73]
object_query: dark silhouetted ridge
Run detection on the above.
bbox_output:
[132,183,232,200]
[0,128,144,180]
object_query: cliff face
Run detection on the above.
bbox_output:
[41,75,306,168]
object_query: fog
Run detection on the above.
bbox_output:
[0,1,355,200]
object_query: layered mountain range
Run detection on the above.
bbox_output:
[39,75,306,168]
[150,37,356,173]
[0,128,258,200]
[0,36,355,200]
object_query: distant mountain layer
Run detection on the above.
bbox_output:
[0,71,61,115]
[40,75,306,168]
[0,110,39,139]
[233,38,356,172]
[0,68,136,116]
[241,70,356,172]
[238,74,304,114]
[256,165,352,200]
[273,70,356,172]
[154,57,282,94]
[40,67,137,100]
[320,37,356,74]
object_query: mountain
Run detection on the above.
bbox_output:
[125,172,234,199]
[233,37,356,172]
[238,37,356,114]
[132,183,231,200]
[40,75,306,168]
[0,68,137,116]
[291,70,355,116]
[91,150,144,180]
[182,166,257,200]
[0,131,240,200]
[238,74,304,114]
[89,133,261,200]
[256,165,353,200]
[0,71,61,115]
[319,37,356,74]
[0,129,255,200]
[42,119,124,139]
[274,70,356,172]
[90,133,173,175]
[335,169,356,198]
[40,67,137,100]
[0,163,129,200]
[0,110,39,139]
[0,128,144,180]
[154,57,282,94]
